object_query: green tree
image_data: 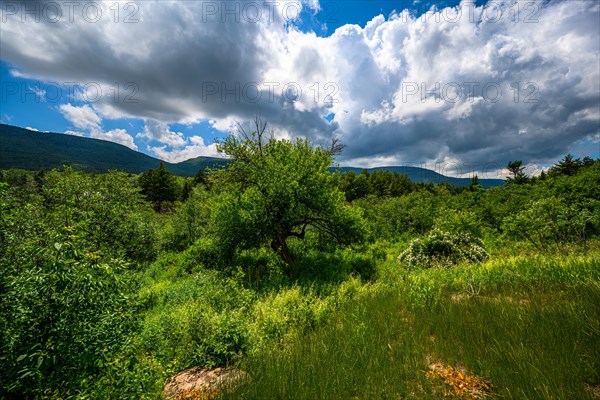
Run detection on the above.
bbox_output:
[548,154,584,177]
[212,120,364,266]
[506,160,529,184]
[138,162,179,209]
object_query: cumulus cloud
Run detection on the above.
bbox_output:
[138,120,221,162]
[136,120,187,149]
[148,135,220,163]
[58,103,102,131]
[2,0,599,168]
[91,128,138,151]
[59,103,137,150]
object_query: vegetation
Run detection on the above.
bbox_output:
[0,131,598,399]
[212,122,363,266]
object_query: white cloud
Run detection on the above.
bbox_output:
[148,135,220,163]
[25,126,39,132]
[2,0,598,169]
[136,120,187,149]
[59,103,137,149]
[59,103,102,131]
[91,128,138,151]
[64,130,84,137]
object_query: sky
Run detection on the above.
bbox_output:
[1,0,599,177]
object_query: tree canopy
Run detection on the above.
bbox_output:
[506,160,529,184]
[212,121,364,266]
[138,162,179,209]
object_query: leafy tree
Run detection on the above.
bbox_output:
[548,153,589,177]
[194,168,208,186]
[138,162,179,209]
[164,186,213,251]
[345,171,370,201]
[212,119,364,266]
[502,197,596,249]
[506,160,529,184]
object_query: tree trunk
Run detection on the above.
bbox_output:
[271,233,294,265]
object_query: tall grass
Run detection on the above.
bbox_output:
[224,255,600,399]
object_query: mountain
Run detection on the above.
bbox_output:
[0,123,504,187]
[0,124,228,176]
[334,166,504,188]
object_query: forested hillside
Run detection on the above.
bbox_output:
[0,124,228,176]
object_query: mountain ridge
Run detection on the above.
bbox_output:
[0,124,504,187]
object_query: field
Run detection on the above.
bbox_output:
[1,150,599,399]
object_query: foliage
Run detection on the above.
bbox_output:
[224,252,599,400]
[163,187,213,251]
[0,152,599,398]
[0,229,138,396]
[398,229,489,269]
[548,153,594,177]
[339,169,417,201]
[502,196,597,249]
[212,123,364,266]
[138,162,180,210]
[42,168,160,261]
[433,208,483,238]
[506,160,529,184]
[355,191,440,239]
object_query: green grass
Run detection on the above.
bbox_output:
[223,255,600,400]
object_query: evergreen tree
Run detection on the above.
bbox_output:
[138,162,179,208]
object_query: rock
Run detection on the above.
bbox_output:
[164,366,249,399]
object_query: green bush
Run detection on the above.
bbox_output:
[1,230,138,396]
[433,208,483,237]
[398,229,489,269]
[502,197,597,249]
[162,187,212,251]
[139,270,254,370]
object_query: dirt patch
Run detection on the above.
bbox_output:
[164,366,249,400]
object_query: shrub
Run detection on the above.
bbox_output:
[1,230,138,396]
[502,197,597,249]
[397,229,489,269]
[433,208,483,238]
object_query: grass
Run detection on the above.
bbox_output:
[223,253,600,400]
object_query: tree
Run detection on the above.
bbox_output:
[212,119,364,266]
[548,154,585,177]
[506,160,529,184]
[469,174,482,191]
[138,162,179,209]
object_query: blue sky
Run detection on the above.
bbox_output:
[1,0,598,174]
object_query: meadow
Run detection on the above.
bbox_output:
[1,137,598,399]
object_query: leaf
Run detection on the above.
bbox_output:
[54,242,62,251]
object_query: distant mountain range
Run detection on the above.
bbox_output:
[334,166,504,188]
[0,124,228,176]
[0,124,504,187]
